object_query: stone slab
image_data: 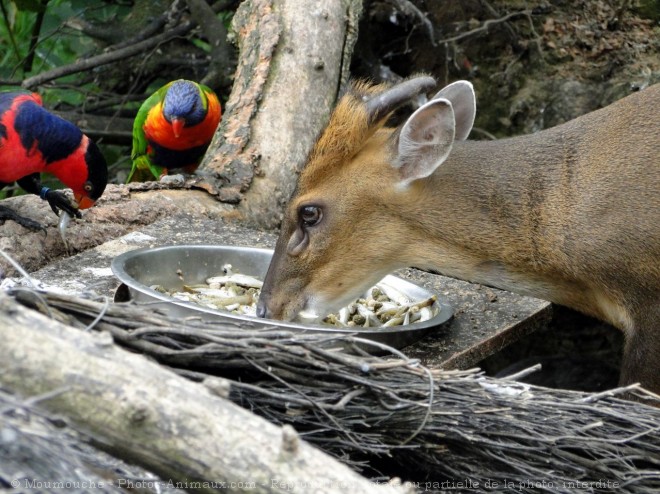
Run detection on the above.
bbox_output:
[26,215,551,370]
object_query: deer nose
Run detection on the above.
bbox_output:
[256,299,268,319]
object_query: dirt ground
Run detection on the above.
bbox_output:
[354,0,660,137]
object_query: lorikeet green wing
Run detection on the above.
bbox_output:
[126,154,163,183]
[127,83,172,182]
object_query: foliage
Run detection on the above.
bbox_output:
[0,0,237,199]
[0,1,129,92]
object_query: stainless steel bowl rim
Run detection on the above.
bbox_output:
[111,244,453,335]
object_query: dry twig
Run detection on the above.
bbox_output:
[9,289,660,491]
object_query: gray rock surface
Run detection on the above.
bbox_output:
[24,216,550,369]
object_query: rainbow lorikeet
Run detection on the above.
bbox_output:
[127,80,221,182]
[0,91,108,231]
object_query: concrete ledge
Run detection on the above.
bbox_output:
[27,215,551,370]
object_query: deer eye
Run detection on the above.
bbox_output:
[300,205,322,227]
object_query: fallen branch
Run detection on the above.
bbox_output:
[1,388,135,493]
[0,293,404,494]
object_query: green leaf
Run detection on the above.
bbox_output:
[191,38,211,53]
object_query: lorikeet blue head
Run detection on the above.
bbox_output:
[162,80,208,138]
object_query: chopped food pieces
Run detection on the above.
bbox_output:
[152,265,439,328]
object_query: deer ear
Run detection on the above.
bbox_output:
[394,98,455,186]
[432,81,475,141]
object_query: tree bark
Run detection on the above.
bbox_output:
[199,0,363,228]
[0,294,404,494]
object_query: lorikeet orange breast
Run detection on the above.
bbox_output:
[0,91,108,229]
[128,80,221,182]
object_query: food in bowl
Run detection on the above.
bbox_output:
[151,264,439,329]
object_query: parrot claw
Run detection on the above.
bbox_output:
[44,190,82,219]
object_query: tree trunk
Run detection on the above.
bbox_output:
[0,294,404,494]
[199,0,363,228]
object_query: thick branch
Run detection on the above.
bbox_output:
[21,0,238,90]
[0,0,22,64]
[63,17,128,45]
[22,20,196,89]
[186,0,234,88]
[23,0,50,73]
[0,294,403,494]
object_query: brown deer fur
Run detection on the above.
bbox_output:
[259,79,660,396]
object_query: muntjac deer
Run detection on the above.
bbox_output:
[257,76,660,395]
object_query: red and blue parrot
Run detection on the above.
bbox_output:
[127,79,221,182]
[0,91,108,230]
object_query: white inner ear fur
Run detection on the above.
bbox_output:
[395,98,456,188]
[431,80,475,141]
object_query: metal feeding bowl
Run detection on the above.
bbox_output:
[111,245,453,349]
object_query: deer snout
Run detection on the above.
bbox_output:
[255,297,269,319]
[256,289,290,320]
[257,285,310,322]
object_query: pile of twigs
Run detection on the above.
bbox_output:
[11,289,660,492]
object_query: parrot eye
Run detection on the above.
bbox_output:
[84,181,93,192]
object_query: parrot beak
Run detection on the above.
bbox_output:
[75,194,96,210]
[171,117,185,138]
